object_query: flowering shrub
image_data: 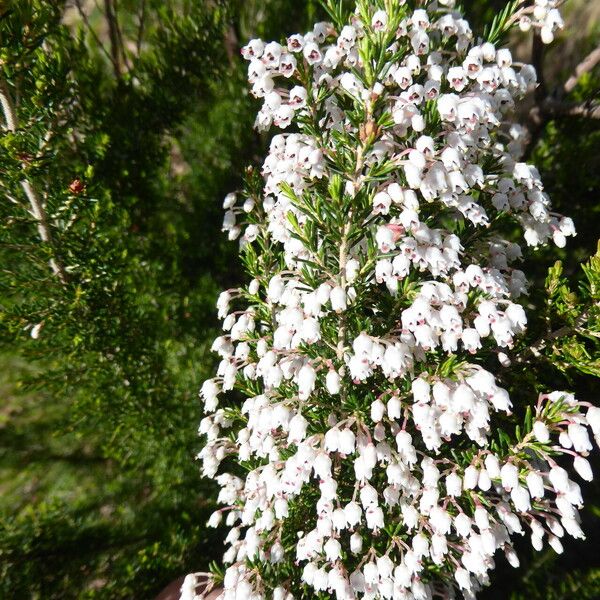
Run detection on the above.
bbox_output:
[193,1,599,599]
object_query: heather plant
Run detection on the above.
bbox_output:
[192,1,600,599]
[1,1,598,599]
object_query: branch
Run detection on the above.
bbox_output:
[74,0,116,72]
[136,0,147,57]
[564,45,600,95]
[525,42,600,156]
[0,80,68,284]
[104,0,123,79]
[224,24,239,65]
[542,99,600,119]
[513,308,592,365]
[0,81,18,131]
[112,0,132,72]
[527,96,600,156]
[531,32,547,105]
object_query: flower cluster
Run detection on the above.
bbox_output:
[192,2,597,600]
[520,1,565,44]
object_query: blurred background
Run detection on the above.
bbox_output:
[0,1,599,598]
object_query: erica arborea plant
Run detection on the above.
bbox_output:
[188,1,600,598]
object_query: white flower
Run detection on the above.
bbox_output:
[587,406,600,435]
[549,534,564,553]
[568,423,592,453]
[288,413,308,443]
[430,506,452,535]
[533,420,551,444]
[200,379,220,411]
[345,501,362,527]
[387,396,402,420]
[412,378,431,403]
[445,472,462,497]
[339,429,356,455]
[298,364,317,400]
[455,567,472,592]
[373,191,392,215]
[462,328,481,353]
[511,485,531,512]
[526,471,545,499]
[271,542,285,563]
[549,466,570,493]
[574,456,593,482]
[484,454,501,478]
[365,505,384,530]
[314,454,332,480]
[501,462,520,490]
[216,291,232,320]
[207,510,223,528]
[330,286,347,312]
[372,10,388,31]
[371,399,386,422]
[303,42,322,65]
[324,538,342,561]
[376,225,396,252]
[179,574,199,600]
[463,466,479,490]
[326,370,341,394]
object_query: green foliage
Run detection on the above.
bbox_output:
[538,248,600,378]
[483,0,520,45]
[0,1,235,597]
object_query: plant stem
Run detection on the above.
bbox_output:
[0,80,68,284]
[337,215,352,361]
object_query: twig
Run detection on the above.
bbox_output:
[563,45,600,95]
[336,217,351,362]
[528,98,600,149]
[542,99,600,119]
[224,24,239,65]
[104,0,123,79]
[74,0,116,71]
[0,80,68,284]
[513,308,592,365]
[136,0,147,56]
[521,31,548,155]
[525,40,600,156]
[531,32,547,105]
[112,0,132,72]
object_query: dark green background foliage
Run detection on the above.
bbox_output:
[0,1,598,598]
